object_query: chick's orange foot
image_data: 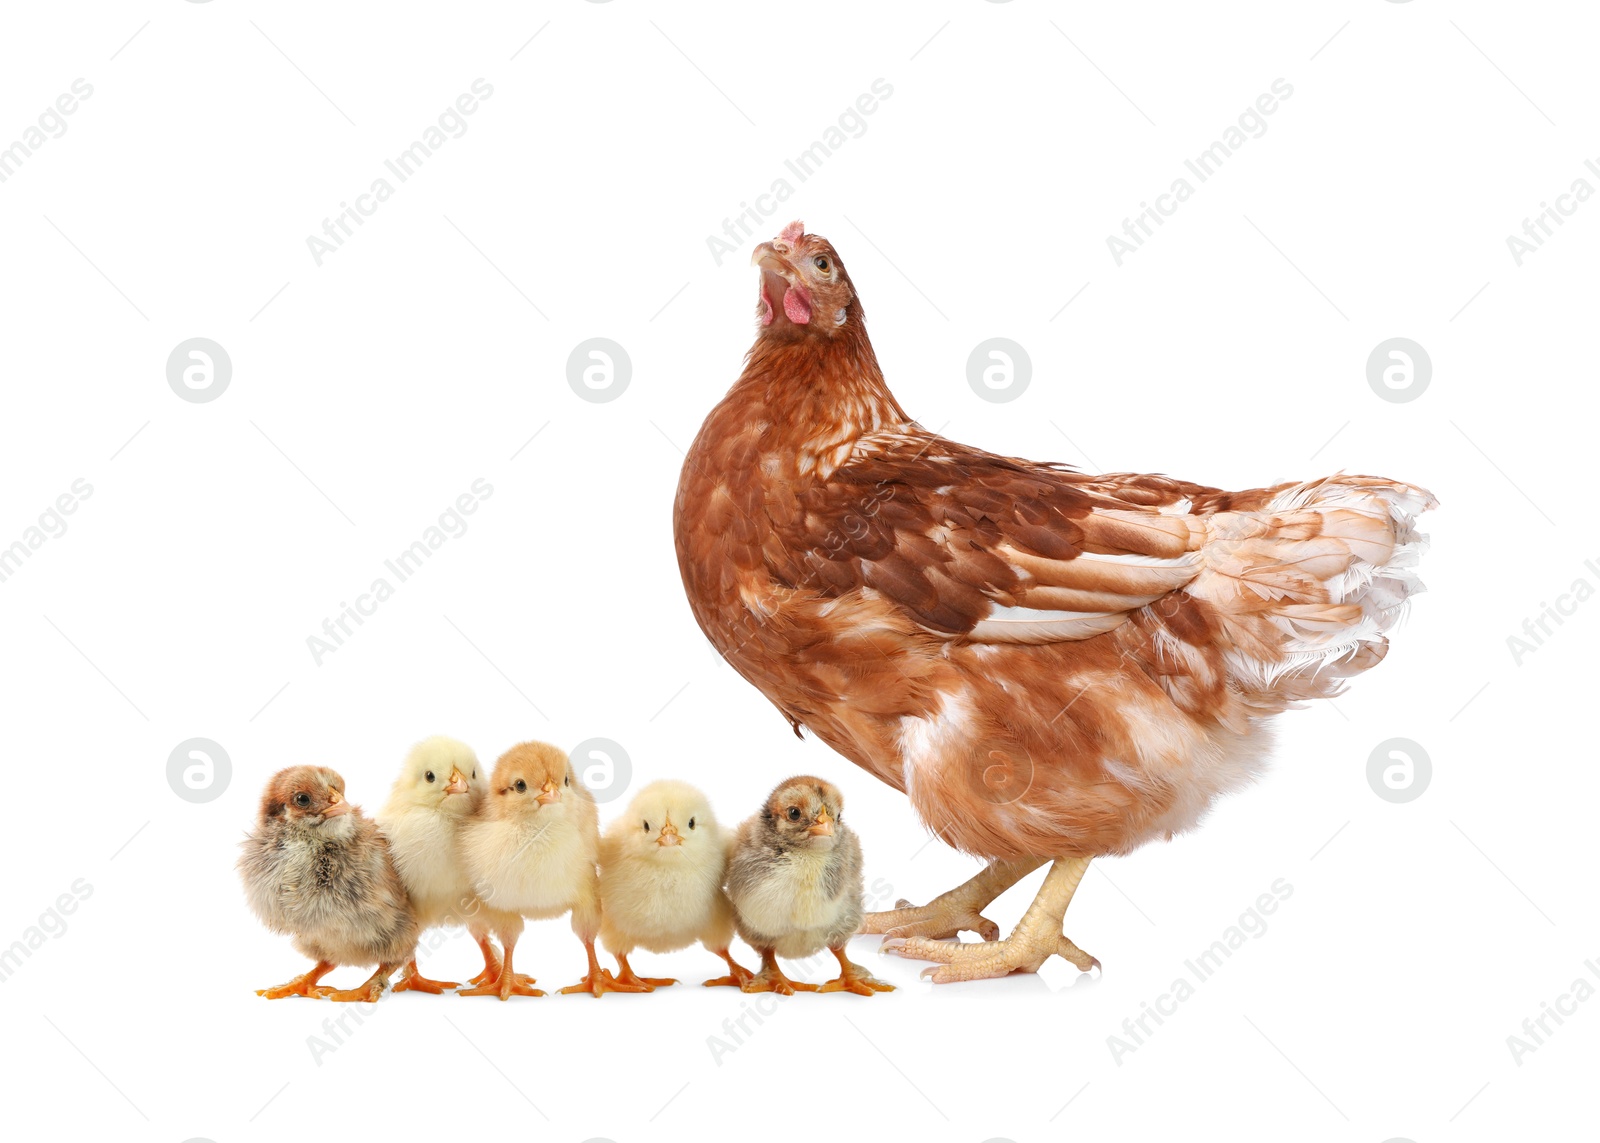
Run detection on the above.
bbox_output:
[390,959,458,994]
[701,948,755,988]
[818,946,895,996]
[467,936,502,987]
[256,960,334,999]
[317,964,399,1003]
[458,971,543,999]
[741,950,819,995]
[612,954,677,990]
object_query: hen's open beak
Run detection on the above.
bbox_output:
[323,789,352,818]
[656,821,682,848]
[807,807,834,837]
[752,242,812,326]
[444,767,469,795]
[536,780,560,806]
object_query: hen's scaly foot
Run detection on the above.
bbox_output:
[881,856,1097,983]
[857,860,1048,941]
[862,896,1001,942]
[818,946,895,996]
[702,948,755,988]
[256,960,334,999]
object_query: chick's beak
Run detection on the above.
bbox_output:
[323,789,352,818]
[536,780,560,806]
[656,822,682,848]
[444,767,469,795]
[807,807,834,837]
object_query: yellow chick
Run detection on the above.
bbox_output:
[376,736,518,993]
[459,741,646,999]
[598,780,753,990]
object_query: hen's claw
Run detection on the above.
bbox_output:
[860,860,1044,941]
[882,928,1099,984]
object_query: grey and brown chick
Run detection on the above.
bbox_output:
[238,765,418,1002]
[725,775,893,996]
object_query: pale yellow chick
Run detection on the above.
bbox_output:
[598,780,752,990]
[376,736,518,993]
[459,741,646,999]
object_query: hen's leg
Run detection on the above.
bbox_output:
[257,960,335,999]
[390,958,458,994]
[859,858,1044,941]
[613,952,677,990]
[701,947,755,988]
[818,945,896,996]
[883,857,1096,982]
[741,948,819,995]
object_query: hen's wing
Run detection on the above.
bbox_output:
[765,430,1209,645]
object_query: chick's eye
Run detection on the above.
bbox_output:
[643,821,651,832]
[565,775,570,786]
[514,779,527,793]
[787,807,802,821]
[425,771,435,783]
[813,255,830,272]
[293,793,311,808]
[688,817,696,830]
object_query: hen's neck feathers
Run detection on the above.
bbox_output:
[732,321,910,478]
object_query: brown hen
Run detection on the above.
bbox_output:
[672,221,1435,982]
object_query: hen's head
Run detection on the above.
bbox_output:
[752,221,859,341]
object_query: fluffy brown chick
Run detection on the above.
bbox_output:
[459,741,646,999]
[238,765,419,1002]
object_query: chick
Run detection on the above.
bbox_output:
[598,780,753,990]
[239,765,419,1002]
[377,736,516,993]
[726,776,895,996]
[459,741,647,999]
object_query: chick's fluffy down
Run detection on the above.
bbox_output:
[726,818,865,960]
[598,780,735,956]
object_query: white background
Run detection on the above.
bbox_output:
[0,2,1595,1141]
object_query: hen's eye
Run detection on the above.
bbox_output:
[293,793,311,808]
[688,817,696,830]
[514,779,527,793]
[425,771,435,783]
[787,806,802,821]
[814,255,830,272]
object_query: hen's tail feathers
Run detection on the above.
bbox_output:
[1188,474,1437,704]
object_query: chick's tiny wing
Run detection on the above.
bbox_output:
[766,431,1211,644]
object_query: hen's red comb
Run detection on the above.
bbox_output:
[778,220,805,245]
